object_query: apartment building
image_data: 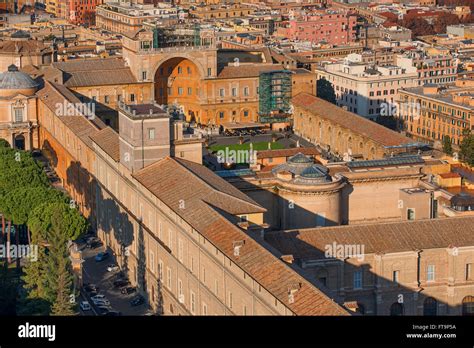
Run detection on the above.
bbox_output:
[396,51,458,86]
[275,10,357,46]
[265,217,474,316]
[398,84,474,147]
[315,54,418,119]
[96,2,178,34]
[188,3,256,20]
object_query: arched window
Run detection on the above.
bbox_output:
[462,296,474,316]
[14,134,25,150]
[390,302,404,316]
[423,297,438,316]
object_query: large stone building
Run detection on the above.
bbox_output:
[264,217,474,316]
[95,2,178,34]
[292,93,418,160]
[275,10,358,46]
[315,53,419,120]
[121,28,317,126]
[398,83,474,148]
[0,65,39,150]
[0,31,54,72]
[36,87,349,315]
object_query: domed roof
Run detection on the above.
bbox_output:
[0,65,38,90]
[300,165,329,179]
[288,152,313,164]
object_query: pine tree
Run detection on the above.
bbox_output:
[45,210,75,315]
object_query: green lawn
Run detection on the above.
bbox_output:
[209,141,284,153]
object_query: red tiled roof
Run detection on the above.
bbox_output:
[266,217,474,258]
[133,157,348,316]
[90,127,120,162]
[293,93,415,148]
[52,58,138,87]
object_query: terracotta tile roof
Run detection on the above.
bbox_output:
[257,147,320,159]
[52,58,138,87]
[37,81,105,147]
[0,40,50,54]
[90,127,120,162]
[217,63,285,79]
[293,93,415,148]
[265,217,474,259]
[133,157,348,315]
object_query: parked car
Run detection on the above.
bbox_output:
[96,306,110,316]
[93,298,110,307]
[130,295,144,307]
[95,251,110,262]
[107,264,120,272]
[121,286,136,295]
[80,301,91,311]
[113,279,130,288]
[90,294,107,302]
[84,283,98,293]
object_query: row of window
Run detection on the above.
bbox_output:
[346,264,473,290]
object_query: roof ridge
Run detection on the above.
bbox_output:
[173,158,265,212]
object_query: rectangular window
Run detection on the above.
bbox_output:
[178,278,183,297]
[167,267,172,289]
[158,221,163,240]
[130,94,135,102]
[427,265,435,282]
[393,270,399,283]
[168,229,173,247]
[149,251,155,273]
[142,71,147,80]
[353,270,363,289]
[467,264,472,281]
[190,291,196,314]
[15,109,23,122]
[232,87,237,97]
[407,208,415,220]
[187,87,192,95]
[219,88,225,97]
[244,87,249,96]
[228,292,233,309]
[178,239,183,262]
[202,302,208,315]
[178,87,183,95]
[148,128,155,140]
[104,95,109,104]
[158,260,163,279]
[207,68,211,76]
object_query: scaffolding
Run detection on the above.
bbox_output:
[258,70,292,123]
[151,25,202,48]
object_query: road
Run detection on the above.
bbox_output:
[78,243,152,316]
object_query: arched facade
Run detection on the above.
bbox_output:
[423,297,438,316]
[154,57,202,122]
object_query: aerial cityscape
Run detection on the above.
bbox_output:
[0,0,474,338]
